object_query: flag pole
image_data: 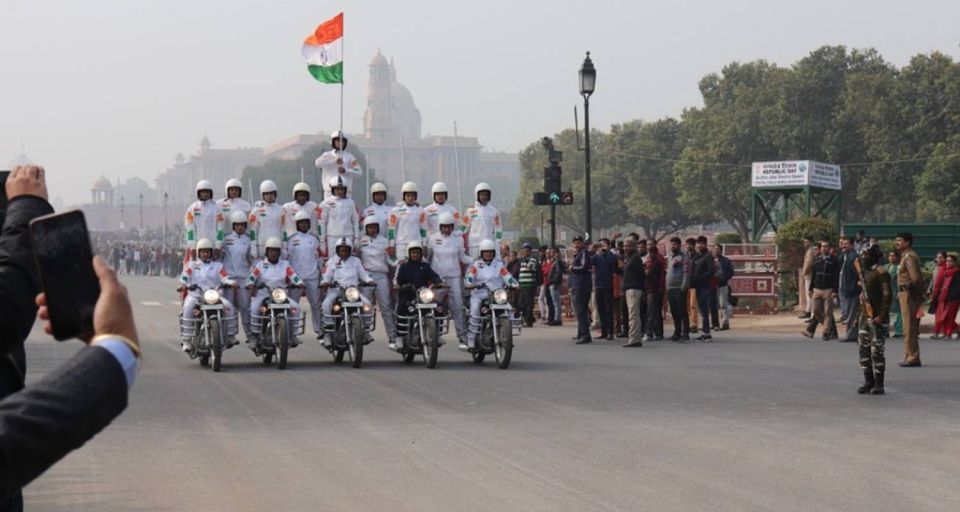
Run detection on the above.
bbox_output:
[339,12,344,147]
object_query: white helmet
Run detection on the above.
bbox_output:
[438,212,456,226]
[196,179,214,193]
[293,182,311,196]
[401,181,418,195]
[329,176,347,191]
[229,210,248,224]
[431,182,448,195]
[259,179,278,195]
[363,215,380,229]
[293,210,312,223]
[335,237,352,251]
[265,237,283,250]
[370,182,387,195]
[224,178,243,195]
[479,239,497,253]
[475,182,492,199]
[407,240,423,256]
[196,238,214,251]
[331,131,348,148]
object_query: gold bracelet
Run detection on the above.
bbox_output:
[91,334,141,360]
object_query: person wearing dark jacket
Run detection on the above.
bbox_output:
[569,236,593,344]
[643,242,666,341]
[592,239,618,340]
[803,238,841,340]
[547,248,565,326]
[620,238,645,347]
[0,166,140,509]
[690,236,716,341]
[393,243,443,349]
[838,237,862,342]
[665,237,690,341]
[713,244,735,330]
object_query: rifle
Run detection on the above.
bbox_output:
[853,257,878,341]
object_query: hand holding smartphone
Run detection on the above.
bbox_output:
[29,210,100,340]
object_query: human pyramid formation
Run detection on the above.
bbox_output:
[177,132,516,355]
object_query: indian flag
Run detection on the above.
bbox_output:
[302,13,343,83]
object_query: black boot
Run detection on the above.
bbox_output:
[857,370,875,394]
[870,372,885,395]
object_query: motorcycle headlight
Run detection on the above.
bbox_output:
[418,288,435,303]
[203,289,221,305]
[345,286,361,302]
[271,288,288,303]
[493,289,509,305]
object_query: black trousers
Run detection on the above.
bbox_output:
[595,287,613,336]
[545,285,555,323]
[573,285,592,340]
[667,288,690,337]
[710,288,720,328]
[520,287,537,325]
[646,291,664,337]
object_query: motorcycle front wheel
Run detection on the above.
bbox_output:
[422,320,438,369]
[495,317,513,370]
[210,319,222,372]
[276,320,288,370]
[349,316,364,368]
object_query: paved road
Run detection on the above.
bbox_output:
[22,276,960,511]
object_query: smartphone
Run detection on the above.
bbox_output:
[29,210,100,341]
[0,170,10,229]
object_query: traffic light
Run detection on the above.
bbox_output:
[543,164,562,195]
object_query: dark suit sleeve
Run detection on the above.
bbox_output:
[0,346,129,501]
[0,196,55,357]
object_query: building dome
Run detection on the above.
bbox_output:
[93,175,113,190]
[370,51,388,67]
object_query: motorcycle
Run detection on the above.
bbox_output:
[321,282,377,368]
[466,283,521,369]
[394,283,449,368]
[178,284,238,372]
[250,283,305,370]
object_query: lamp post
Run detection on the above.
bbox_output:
[163,192,169,250]
[579,51,596,241]
[139,193,144,230]
[120,196,125,230]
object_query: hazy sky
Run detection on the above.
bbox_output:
[2,0,957,205]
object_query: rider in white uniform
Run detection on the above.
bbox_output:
[360,182,392,241]
[282,182,321,239]
[423,182,461,237]
[179,238,238,352]
[221,211,254,341]
[315,131,363,199]
[248,179,286,259]
[387,181,427,264]
[461,182,503,259]
[319,238,374,342]
[358,215,395,342]
[246,237,304,347]
[318,176,360,258]
[286,210,324,339]
[464,239,519,349]
[217,178,252,240]
[427,212,472,347]
[184,180,224,258]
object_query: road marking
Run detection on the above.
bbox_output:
[141,301,164,306]
[170,300,181,305]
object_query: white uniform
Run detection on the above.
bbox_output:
[248,201,286,259]
[315,149,362,199]
[462,203,503,258]
[320,255,373,319]
[178,259,237,340]
[427,231,472,343]
[318,195,360,258]
[216,197,252,238]
[463,258,519,346]
[286,231,323,335]
[282,200,321,239]
[184,200,223,251]
[359,234,395,337]
[387,203,427,260]
[361,202,392,240]
[221,232,253,337]
[245,259,302,332]
[423,203,461,237]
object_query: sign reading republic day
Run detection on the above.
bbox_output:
[751,160,842,190]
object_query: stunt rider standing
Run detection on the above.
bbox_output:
[315,131,363,199]
[221,211,254,343]
[426,212,472,348]
[184,180,224,259]
[462,182,503,259]
[286,210,324,341]
[248,179,286,260]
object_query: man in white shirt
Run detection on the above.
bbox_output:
[178,239,238,352]
[423,181,461,237]
[358,216,396,342]
[360,182,391,239]
[217,178,252,239]
[314,131,362,199]
[221,210,254,342]
[282,182,321,239]
[184,179,223,260]
[247,180,286,259]
[426,212,472,346]
[286,211,324,339]
[319,238,375,340]
[461,182,503,259]
[318,176,360,259]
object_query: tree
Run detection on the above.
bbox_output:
[916,134,960,221]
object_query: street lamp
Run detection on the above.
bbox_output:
[163,192,169,250]
[579,51,596,240]
[139,193,144,230]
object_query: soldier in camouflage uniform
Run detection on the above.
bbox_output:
[856,244,891,395]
